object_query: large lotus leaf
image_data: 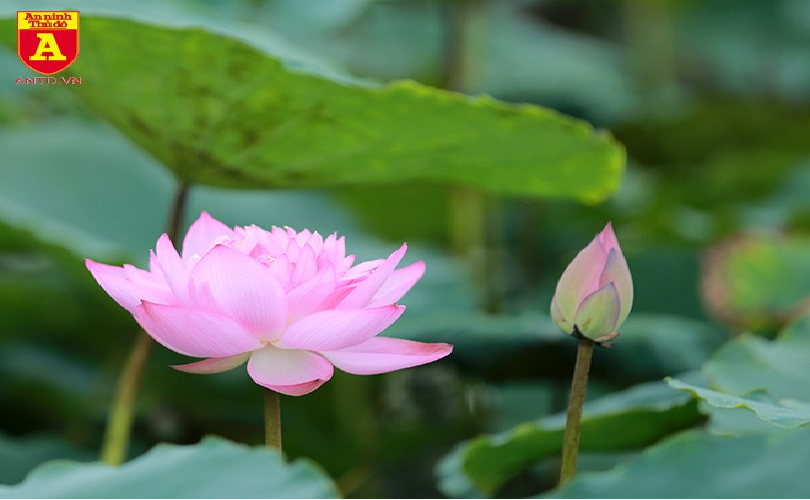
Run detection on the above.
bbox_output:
[701,234,810,331]
[0,14,624,202]
[704,400,796,436]
[706,312,810,400]
[0,436,338,499]
[437,379,700,497]
[338,185,452,246]
[667,378,810,429]
[548,427,810,498]
[668,313,810,430]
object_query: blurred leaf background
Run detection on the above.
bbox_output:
[0,0,809,498]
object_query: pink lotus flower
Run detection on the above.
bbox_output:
[551,223,633,344]
[86,212,452,396]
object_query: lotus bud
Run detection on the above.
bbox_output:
[551,223,633,344]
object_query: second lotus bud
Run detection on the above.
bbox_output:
[551,223,633,343]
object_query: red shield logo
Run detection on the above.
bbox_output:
[17,11,79,75]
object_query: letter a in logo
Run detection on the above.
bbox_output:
[30,33,68,61]
[17,11,79,75]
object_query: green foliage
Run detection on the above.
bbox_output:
[0,17,625,202]
[704,314,810,399]
[549,427,810,498]
[548,315,810,498]
[669,313,810,428]
[433,313,725,497]
[437,379,701,497]
[668,379,810,429]
[0,437,339,498]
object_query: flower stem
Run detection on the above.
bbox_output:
[167,183,191,243]
[264,389,282,451]
[559,335,595,485]
[100,182,190,465]
[101,331,152,465]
